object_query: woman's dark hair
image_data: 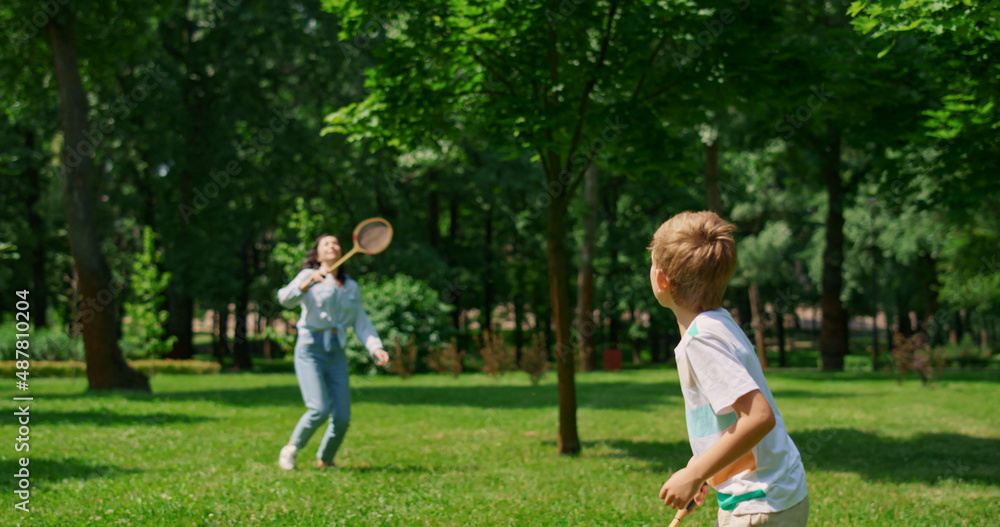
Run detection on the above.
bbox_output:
[300,233,347,285]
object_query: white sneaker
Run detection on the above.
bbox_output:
[278,444,297,470]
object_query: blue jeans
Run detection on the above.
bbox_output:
[288,332,351,464]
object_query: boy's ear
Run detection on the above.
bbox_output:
[655,268,670,292]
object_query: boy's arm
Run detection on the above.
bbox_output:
[659,389,776,509]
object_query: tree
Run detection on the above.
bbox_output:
[322,0,733,453]
[46,7,149,391]
[850,0,1000,351]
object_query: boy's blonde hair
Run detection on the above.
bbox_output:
[648,211,737,313]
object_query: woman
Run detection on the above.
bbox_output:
[276,233,390,470]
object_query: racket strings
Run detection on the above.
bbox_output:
[357,221,391,253]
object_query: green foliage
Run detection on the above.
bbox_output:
[345,274,454,374]
[937,215,1000,312]
[261,326,297,358]
[936,333,991,367]
[851,0,1000,210]
[0,320,84,361]
[120,226,176,359]
[732,221,794,286]
[272,197,323,281]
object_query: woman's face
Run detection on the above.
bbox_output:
[317,235,342,264]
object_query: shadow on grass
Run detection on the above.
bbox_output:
[0,458,141,491]
[792,428,1000,486]
[40,410,218,426]
[35,381,684,410]
[768,389,864,399]
[767,369,1000,383]
[564,429,1000,487]
[571,438,694,473]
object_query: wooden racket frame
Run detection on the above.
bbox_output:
[327,217,393,272]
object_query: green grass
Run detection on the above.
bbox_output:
[2,370,999,526]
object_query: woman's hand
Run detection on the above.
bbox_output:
[371,349,389,367]
[299,267,328,292]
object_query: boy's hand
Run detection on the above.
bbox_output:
[693,481,710,508]
[659,467,705,510]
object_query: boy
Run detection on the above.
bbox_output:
[650,211,808,527]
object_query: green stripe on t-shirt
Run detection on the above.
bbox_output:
[687,320,699,337]
[686,403,737,439]
[717,489,767,511]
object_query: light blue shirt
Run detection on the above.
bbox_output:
[277,269,383,354]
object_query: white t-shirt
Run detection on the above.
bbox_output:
[277,270,383,354]
[674,308,807,515]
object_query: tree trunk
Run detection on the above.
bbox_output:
[216,305,231,364]
[736,288,752,330]
[705,137,722,213]
[776,310,786,367]
[232,243,252,370]
[979,312,989,351]
[47,14,148,391]
[629,308,643,365]
[166,286,195,359]
[514,292,524,360]
[603,175,622,352]
[989,317,1000,357]
[819,125,848,371]
[163,11,205,361]
[449,192,461,330]
[484,207,494,331]
[896,295,913,336]
[212,309,221,360]
[922,265,940,343]
[576,164,598,371]
[69,267,80,337]
[428,178,440,250]
[870,248,879,371]
[547,183,580,455]
[23,129,49,328]
[748,282,768,368]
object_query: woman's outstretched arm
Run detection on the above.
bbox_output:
[353,305,384,355]
[277,269,312,309]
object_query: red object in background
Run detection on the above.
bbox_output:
[602,348,623,371]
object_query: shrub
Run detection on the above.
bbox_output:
[128,360,223,376]
[0,360,221,378]
[343,274,454,375]
[388,336,418,378]
[425,339,465,377]
[120,226,176,360]
[892,332,943,385]
[519,333,549,385]
[261,326,297,357]
[477,331,516,378]
[937,334,991,368]
[0,321,84,362]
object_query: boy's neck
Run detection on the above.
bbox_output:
[672,305,702,336]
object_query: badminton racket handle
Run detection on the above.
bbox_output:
[667,499,697,527]
[328,246,360,272]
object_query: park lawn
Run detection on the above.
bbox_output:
[1,369,999,526]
